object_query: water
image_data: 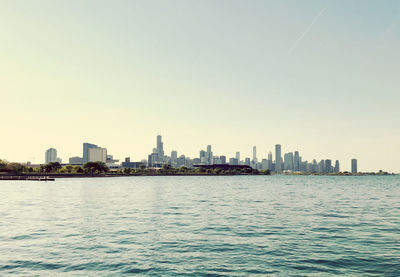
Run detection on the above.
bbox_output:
[0,175,399,276]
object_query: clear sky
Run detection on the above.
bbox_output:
[1,0,399,172]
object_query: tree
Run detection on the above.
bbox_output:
[41,162,62,173]
[83,162,109,174]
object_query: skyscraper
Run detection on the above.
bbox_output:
[325,159,332,173]
[252,146,257,163]
[235,152,240,163]
[171,150,178,166]
[275,144,282,172]
[157,135,164,159]
[351,159,358,173]
[334,160,340,173]
[83,143,98,164]
[45,148,57,164]
[293,151,300,171]
[268,152,273,170]
[206,145,213,164]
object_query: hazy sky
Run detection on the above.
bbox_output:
[1,0,399,172]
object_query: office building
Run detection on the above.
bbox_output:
[235,152,240,163]
[220,155,226,164]
[275,144,282,172]
[252,146,257,163]
[88,147,107,163]
[157,135,164,159]
[351,159,358,173]
[171,150,178,166]
[334,160,340,173]
[293,151,300,171]
[83,143,98,164]
[45,148,58,164]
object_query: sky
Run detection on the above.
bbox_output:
[1,0,399,172]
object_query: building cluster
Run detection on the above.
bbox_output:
[44,135,359,173]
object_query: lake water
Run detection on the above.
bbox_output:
[0,175,399,276]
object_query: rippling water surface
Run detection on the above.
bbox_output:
[0,175,399,276]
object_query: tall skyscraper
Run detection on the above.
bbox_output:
[206,145,213,164]
[45,148,57,164]
[252,146,257,163]
[284,152,294,171]
[275,144,282,172]
[351,159,358,173]
[334,160,340,173]
[293,151,300,171]
[235,152,240,163]
[83,143,98,164]
[268,152,273,170]
[171,150,177,166]
[325,159,332,173]
[156,135,164,159]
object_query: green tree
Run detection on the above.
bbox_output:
[83,162,109,174]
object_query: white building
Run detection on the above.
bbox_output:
[88,147,107,163]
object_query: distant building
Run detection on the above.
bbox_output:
[88,147,107,163]
[245,157,251,166]
[334,160,340,173]
[69,156,83,165]
[261,159,268,170]
[122,157,145,169]
[157,135,164,160]
[206,145,213,164]
[275,144,282,172]
[252,146,257,163]
[83,143,98,164]
[235,152,240,163]
[351,159,358,173]
[268,152,273,170]
[171,150,178,167]
[293,151,300,171]
[45,148,58,164]
[325,159,332,173]
[284,152,294,171]
[229,158,239,165]
[220,155,226,164]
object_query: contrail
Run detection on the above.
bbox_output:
[288,6,328,54]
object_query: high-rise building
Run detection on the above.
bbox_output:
[245,157,251,166]
[206,145,213,164]
[252,146,257,163]
[351,159,358,173]
[268,152,273,170]
[45,148,58,164]
[88,147,107,163]
[220,155,226,164]
[83,143,98,164]
[334,160,340,173]
[283,152,294,171]
[325,159,332,173]
[157,135,164,160]
[171,150,178,166]
[235,152,240,163]
[275,144,282,172]
[293,151,300,171]
[229,158,239,165]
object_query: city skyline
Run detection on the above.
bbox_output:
[3,134,374,174]
[1,1,399,172]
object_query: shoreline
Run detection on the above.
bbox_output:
[0,172,396,180]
